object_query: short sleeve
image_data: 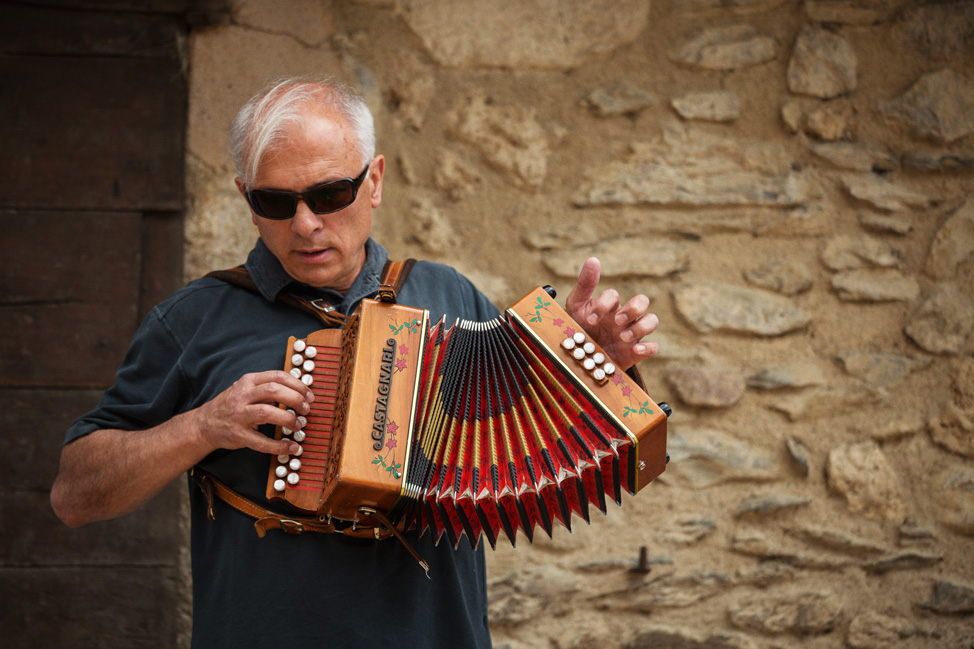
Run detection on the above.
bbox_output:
[64,307,193,445]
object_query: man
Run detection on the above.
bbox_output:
[51,79,660,648]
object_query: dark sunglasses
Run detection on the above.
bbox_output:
[245,163,371,220]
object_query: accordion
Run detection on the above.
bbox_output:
[266,286,669,549]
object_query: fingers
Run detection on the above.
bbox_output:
[604,332,660,372]
[255,431,301,457]
[637,340,660,359]
[241,371,315,440]
[248,371,314,417]
[613,296,656,340]
[250,370,315,404]
[198,371,315,455]
[613,294,651,328]
[573,289,659,371]
[222,417,297,456]
[583,291,654,336]
[586,288,621,327]
[565,257,602,315]
[612,304,659,362]
[628,333,660,361]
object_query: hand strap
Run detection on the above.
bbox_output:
[625,365,647,391]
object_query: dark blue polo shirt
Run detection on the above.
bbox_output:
[66,238,498,648]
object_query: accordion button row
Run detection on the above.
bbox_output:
[289,340,320,386]
[274,411,308,492]
[273,339,322,491]
[561,332,615,383]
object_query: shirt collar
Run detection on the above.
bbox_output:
[245,238,389,315]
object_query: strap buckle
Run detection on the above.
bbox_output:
[310,299,335,314]
[376,284,397,303]
[254,517,305,537]
[279,519,305,535]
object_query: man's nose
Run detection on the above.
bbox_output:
[291,199,323,236]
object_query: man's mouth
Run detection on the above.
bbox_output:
[295,248,331,262]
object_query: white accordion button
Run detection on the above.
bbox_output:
[583,341,596,355]
[583,358,596,371]
[287,472,300,485]
[293,445,303,457]
[275,465,287,478]
[282,427,292,436]
[561,338,576,350]
[289,367,302,379]
[305,346,317,359]
[296,415,307,428]
[274,478,286,492]
[293,430,306,442]
[593,368,606,381]
[593,352,605,365]
[604,362,616,376]
[301,374,313,386]
[302,359,315,372]
[291,353,303,366]
[573,332,586,345]
[293,339,306,353]
[288,458,302,471]
[572,347,586,360]
[277,454,290,464]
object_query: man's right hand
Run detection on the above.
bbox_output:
[195,370,315,457]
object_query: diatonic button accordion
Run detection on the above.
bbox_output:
[266,286,669,548]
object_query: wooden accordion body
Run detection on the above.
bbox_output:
[266,287,668,548]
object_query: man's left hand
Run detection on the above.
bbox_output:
[564,257,659,372]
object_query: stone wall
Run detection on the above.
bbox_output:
[184,1,974,647]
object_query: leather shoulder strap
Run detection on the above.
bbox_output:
[377,259,417,303]
[205,266,257,291]
[203,266,347,327]
[203,258,417,319]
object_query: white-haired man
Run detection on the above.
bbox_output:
[51,79,660,648]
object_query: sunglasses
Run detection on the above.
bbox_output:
[245,163,371,220]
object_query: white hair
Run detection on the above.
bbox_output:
[230,78,375,188]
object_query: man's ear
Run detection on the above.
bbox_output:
[369,155,386,209]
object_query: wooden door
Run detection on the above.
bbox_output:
[0,2,203,646]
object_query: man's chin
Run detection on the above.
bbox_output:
[288,265,356,293]
[285,247,366,292]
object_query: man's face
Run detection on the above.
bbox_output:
[236,109,384,292]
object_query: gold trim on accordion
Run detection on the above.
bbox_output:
[266,287,668,548]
